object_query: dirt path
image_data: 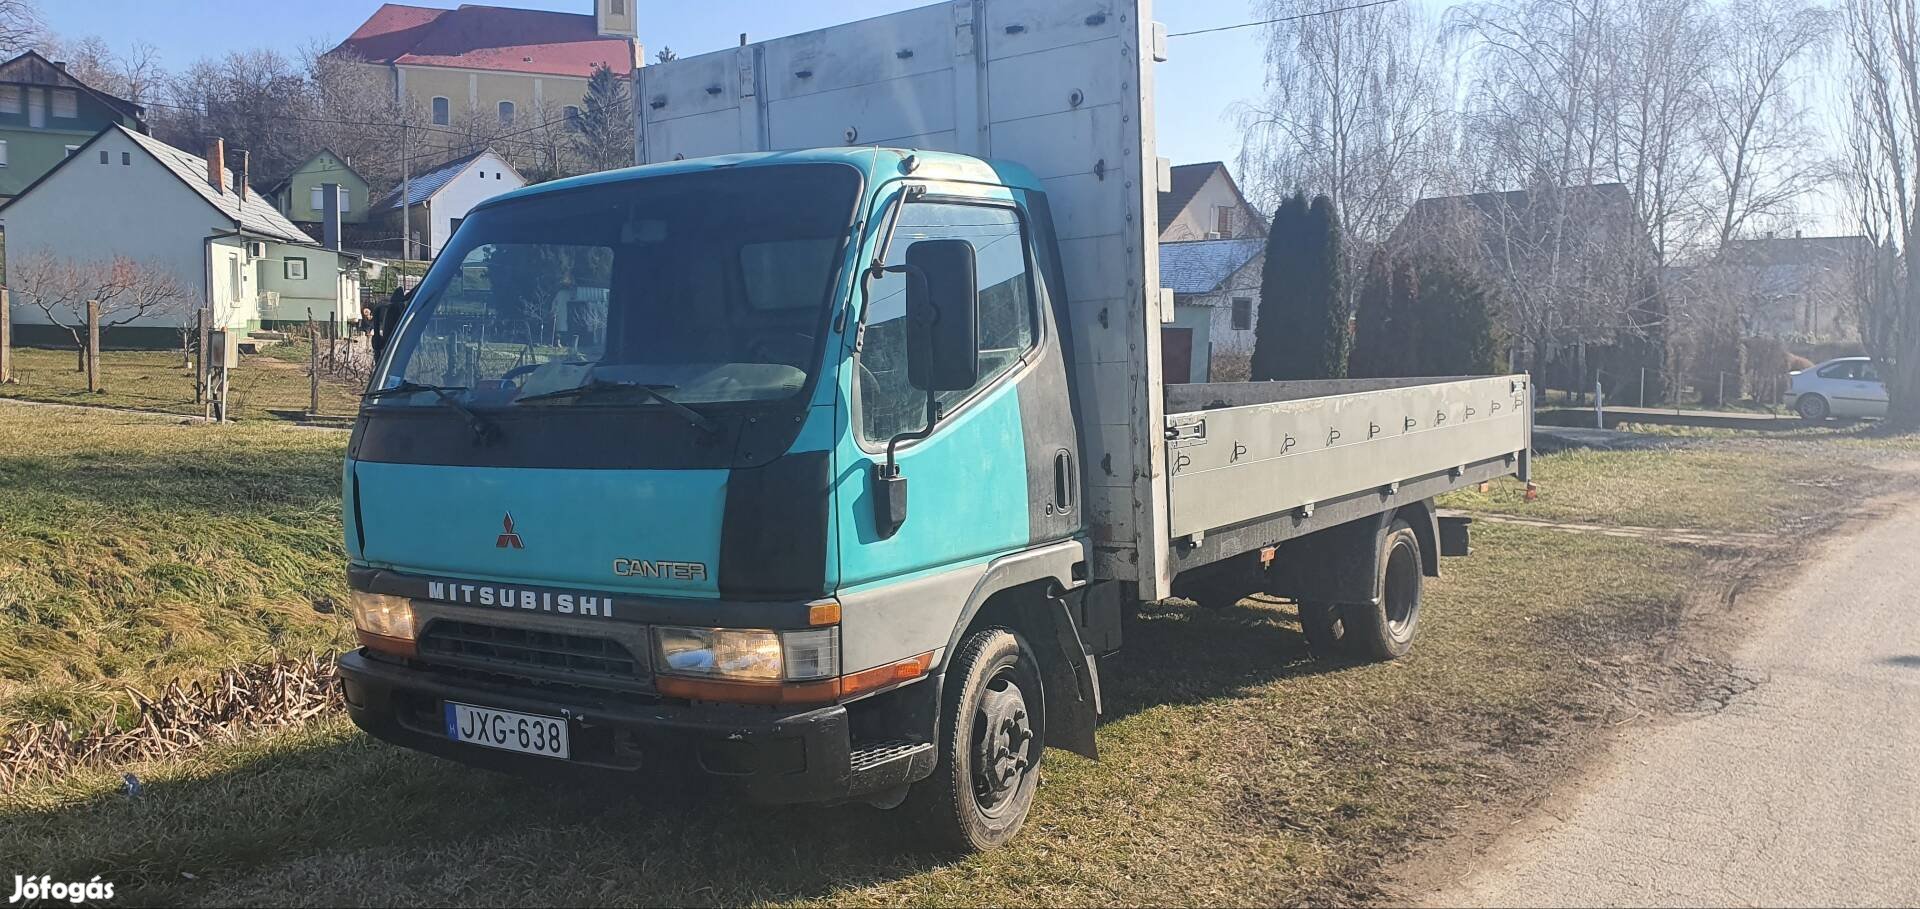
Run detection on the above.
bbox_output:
[1407,498,1920,907]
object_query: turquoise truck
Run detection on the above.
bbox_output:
[339,0,1532,852]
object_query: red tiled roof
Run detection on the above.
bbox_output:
[332,3,635,78]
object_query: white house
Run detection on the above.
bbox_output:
[1158,161,1267,243]
[1156,162,1269,382]
[1159,238,1265,383]
[376,148,525,259]
[1,124,362,346]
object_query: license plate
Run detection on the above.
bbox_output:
[443,701,570,759]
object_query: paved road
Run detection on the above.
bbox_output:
[1420,500,1920,907]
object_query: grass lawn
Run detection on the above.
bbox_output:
[1440,431,1912,533]
[0,401,1909,905]
[0,345,364,421]
[0,405,352,729]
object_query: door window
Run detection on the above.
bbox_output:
[858,201,1036,443]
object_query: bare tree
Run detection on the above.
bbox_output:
[1238,0,1448,305]
[0,0,41,58]
[9,254,189,374]
[1702,0,1836,251]
[1843,0,1920,428]
[42,35,162,105]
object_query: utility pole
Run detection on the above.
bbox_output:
[400,120,411,262]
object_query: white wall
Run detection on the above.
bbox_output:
[425,151,524,257]
[1193,255,1265,371]
[1162,170,1264,242]
[1,129,228,332]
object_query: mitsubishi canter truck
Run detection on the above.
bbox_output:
[338,0,1532,852]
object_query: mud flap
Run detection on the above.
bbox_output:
[1019,592,1104,760]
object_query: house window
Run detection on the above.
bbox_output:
[1231,297,1253,331]
[1215,206,1233,237]
[51,89,77,118]
[228,254,242,303]
[565,105,582,130]
[285,257,308,280]
[120,151,130,165]
[0,86,18,114]
[611,0,625,13]
[311,186,326,211]
[0,139,8,166]
[431,96,450,125]
[497,100,515,126]
[340,190,351,212]
[98,150,108,164]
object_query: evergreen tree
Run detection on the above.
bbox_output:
[1306,194,1350,378]
[1249,192,1307,381]
[1250,192,1348,380]
[1350,251,1393,378]
[571,64,635,174]
[1413,260,1503,375]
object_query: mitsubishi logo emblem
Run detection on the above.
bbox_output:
[496,513,525,549]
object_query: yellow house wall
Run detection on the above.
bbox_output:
[597,0,636,37]
[400,65,589,134]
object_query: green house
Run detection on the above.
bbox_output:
[0,50,146,201]
[267,149,371,225]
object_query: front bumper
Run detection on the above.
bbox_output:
[338,650,936,805]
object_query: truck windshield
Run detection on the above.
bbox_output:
[370,164,860,412]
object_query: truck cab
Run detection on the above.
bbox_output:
[341,149,1099,849]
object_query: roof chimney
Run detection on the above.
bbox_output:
[206,138,226,193]
[238,149,249,203]
[51,61,65,72]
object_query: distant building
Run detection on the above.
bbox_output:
[1156,162,1268,382]
[1159,238,1265,383]
[374,147,526,258]
[1710,234,1874,341]
[1158,161,1267,242]
[0,125,362,345]
[330,1,641,147]
[266,149,372,228]
[0,50,147,201]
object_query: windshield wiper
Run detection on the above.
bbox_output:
[516,379,721,435]
[364,381,499,444]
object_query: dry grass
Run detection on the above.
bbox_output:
[0,400,1909,905]
[0,345,364,420]
[0,405,352,730]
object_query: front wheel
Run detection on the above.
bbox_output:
[905,627,1044,853]
[1796,394,1830,422]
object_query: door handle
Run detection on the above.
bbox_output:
[1053,449,1076,514]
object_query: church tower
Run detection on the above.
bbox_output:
[596,0,636,38]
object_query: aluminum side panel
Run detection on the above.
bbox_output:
[1165,375,1531,538]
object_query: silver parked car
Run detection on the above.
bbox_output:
[1785,357,1887,421]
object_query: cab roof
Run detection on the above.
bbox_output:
[481,147,1045,212]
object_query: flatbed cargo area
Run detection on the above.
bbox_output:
[1164,375,1532,543]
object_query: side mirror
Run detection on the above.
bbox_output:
[904,238,979,392]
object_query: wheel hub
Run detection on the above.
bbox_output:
[973,678,1033,810]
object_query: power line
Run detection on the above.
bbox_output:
[1166,0,1409,37]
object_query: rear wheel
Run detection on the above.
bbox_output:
[906,627,1043,853]
[1341,519,1424,661]
[1796,394,1830,422]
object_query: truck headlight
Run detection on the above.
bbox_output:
[654,627,839,682]
[350,591,417,655]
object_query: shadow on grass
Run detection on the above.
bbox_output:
[0,444,343,519]
[1,598,1339,906]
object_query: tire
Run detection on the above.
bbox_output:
[1341,519,1424,661]
[1296,601,1350,658]
[906,627,1044,853]
[1796,394,1830,422]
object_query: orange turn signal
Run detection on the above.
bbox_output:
[357,630,418,659]
[807,599,842,626]
[839,651,934,699]
[655,675,839,706]
[655,651,935,706]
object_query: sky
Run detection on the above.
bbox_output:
[38,0,1272,172]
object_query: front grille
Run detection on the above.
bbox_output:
[417,619,648,690]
